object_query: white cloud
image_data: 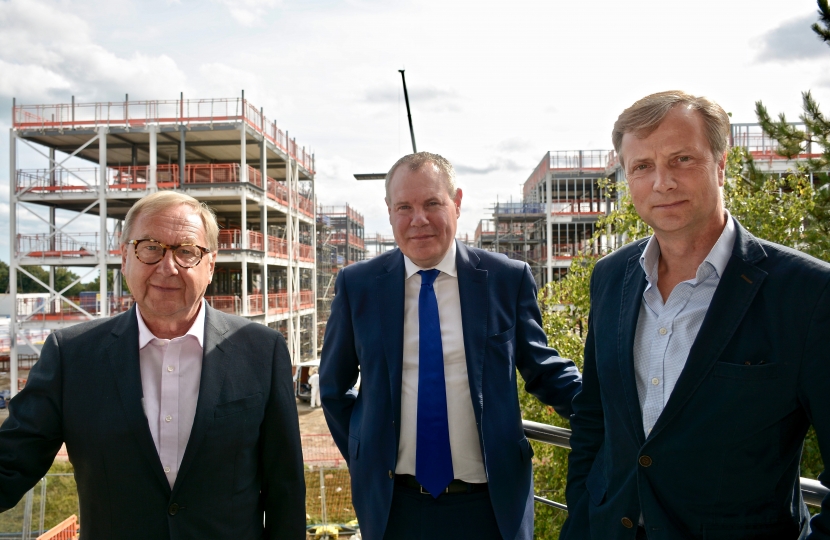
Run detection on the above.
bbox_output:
[217,0,281,26]
[754,12,828,62]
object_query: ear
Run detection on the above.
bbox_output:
[454,188,463,217]
[121,243,129,273]
[716,150,727,187]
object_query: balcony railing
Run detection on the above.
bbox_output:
[16,232,120,259]
[521,419,829,511]
[17,295,134,322]
[13,97,314,173]
[205,291,313,316]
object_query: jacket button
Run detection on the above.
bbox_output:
[621,517,634,528]
[388,470,394,479]
[168,503,179,516]
[639,455,653,467]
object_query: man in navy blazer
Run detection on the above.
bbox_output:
[0,192,305,539]
[561,91,830,540]
[320,152,581,540]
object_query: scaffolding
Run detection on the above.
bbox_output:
[8,94,318,395]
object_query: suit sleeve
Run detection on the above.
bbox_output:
[0,333,64,511]
[800,280,830,539]
[261,333,306,540]
[514,263,582,418]
[560,298,604,539]
[319,269,360,463]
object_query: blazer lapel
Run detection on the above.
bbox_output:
[173,304,231,494]
[649,221,768,438]
[618,242,649,445]
[456,243,487,424]
[107,306,170,492]
[378,250,406,441]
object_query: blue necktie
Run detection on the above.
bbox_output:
[415,269,454,498]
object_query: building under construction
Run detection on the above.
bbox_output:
[316,204,367,349]
[8,94,316,393]
[476,123,818,288]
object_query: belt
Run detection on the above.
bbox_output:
[395,474,488,494]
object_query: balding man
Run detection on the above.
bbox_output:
[561,91,830,540]
[0,191,305,539]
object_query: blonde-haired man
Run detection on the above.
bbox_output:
[0,191,306,539]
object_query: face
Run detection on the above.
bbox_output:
[621,106,726,241]
[122,204,216,332]
[387,163,462,268]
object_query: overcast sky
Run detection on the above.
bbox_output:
[2,0,830,265]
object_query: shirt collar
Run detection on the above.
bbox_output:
[639,210,736,283]
[403,240,458,279]
[136,299,206,349]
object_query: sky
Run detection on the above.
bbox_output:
[1,0,830,266]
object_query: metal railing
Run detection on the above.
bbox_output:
[521,420,830,511]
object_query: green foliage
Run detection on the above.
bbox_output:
[0,461,79,534]
[520,143,829,536]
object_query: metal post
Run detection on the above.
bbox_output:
[240,115,247,183]
[22,488,33,540]
[99,126,109,317]
[319,468,328,529]
[179,126,186,187]
[546,173,552,285]
[9,128,18,397]
[49,148,56,315]
[310,164,317,359]
[287,159,294,357]
[38,477,46,536]
[149,125,157,190]
[398,70,417,153]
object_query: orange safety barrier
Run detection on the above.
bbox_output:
[266,177,290,205]
[13,98,315,174]
[36,514,79,540]
[267,236,288,258]
[295,244,314,262]
[248,231,263,251]
[268,293,289,314]
[248,294,264,315]
[205,295,240,315]
[299,290,314,310]
[17,295,134,322]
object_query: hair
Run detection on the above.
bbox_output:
[121,191,219,252]
[612,90,731,166]
[384,152,458,202]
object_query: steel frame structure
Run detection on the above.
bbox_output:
[8,95,317,395]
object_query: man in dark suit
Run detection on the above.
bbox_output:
[0,191,305,539]
[320,152,581,540]
[561,91,830,540]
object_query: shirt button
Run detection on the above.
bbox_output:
[164,466,171,473]
[651,378,659,385]
[165,415,173,422]
[659,328,667,335]
[167,366,174,372]
[621,517,634,528]
[388,470,394,479]
[639,455,653,467]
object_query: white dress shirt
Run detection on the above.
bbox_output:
[633,213,736,437]
[395,240,488,483]
[136,300,205,488]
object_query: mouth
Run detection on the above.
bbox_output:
[653,200,686,210]
[149,284,181,293]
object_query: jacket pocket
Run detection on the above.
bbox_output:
[487,325,516,346]
[214,392,262,418]
[585,450,607,506]
[712,362,780,381]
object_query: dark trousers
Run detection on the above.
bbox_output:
[382,483,502,540]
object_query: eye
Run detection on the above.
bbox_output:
[178,246,196,256]
[677,156,691,162]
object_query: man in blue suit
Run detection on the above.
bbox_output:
[561,91,830,540]
[320,152,581,540]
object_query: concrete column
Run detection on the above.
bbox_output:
[286,159,295,362]
[261,138,268,317]
[149,125,157,190]
[9,128,18,396]
[49,148,56,313]
[99,126,109,317]
[546,173,552,286]
[240,123,247,183]
[310,169,317,359]
[242,191,248,316]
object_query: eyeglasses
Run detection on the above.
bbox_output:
[128,239,211,268]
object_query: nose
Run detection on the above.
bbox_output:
[410,207,429,226]
[652,163,677,193]
[154,248,179,276]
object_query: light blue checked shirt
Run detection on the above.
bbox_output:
[633,213,736,438]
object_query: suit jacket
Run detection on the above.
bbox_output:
[320,242,582,540]
[0,304,305,540]
[561,219,830,540]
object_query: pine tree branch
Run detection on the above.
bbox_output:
[812,0,830,44]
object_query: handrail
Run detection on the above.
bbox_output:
[522,419,829,510]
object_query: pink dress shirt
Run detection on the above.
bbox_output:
[136,301,205,488]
